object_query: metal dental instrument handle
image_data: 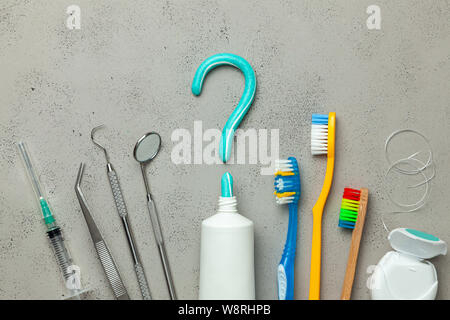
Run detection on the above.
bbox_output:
[141,164,177,300]
[108,165,152,300]
[91,125,152,300]
[134,132,177,300]
[75,163,129,300]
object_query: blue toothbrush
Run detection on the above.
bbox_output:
[274,157,301,300]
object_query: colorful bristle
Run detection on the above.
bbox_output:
[338,188,361,229]
[311,114,329,155]
[274,158,300,205]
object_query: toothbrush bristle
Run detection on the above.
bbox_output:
[311,114,329,155]
[275,159,294,172]
[274,157,300,205]
[338,188,361,229]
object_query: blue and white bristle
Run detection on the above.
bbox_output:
[311,114,329,155]
[274,158,300,205]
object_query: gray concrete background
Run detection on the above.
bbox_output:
[0,0,449,300]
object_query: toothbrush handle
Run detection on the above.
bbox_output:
[309,211,322,300]
[309,152,334,300]
[277,205,297,300]
[277,262,292,300]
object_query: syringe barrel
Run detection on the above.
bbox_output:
[47,227,82,297]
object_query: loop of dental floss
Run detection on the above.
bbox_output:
[384,129,434,175]
[381,129,436,232]
[385,158,430,210]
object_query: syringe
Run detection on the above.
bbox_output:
[18,142,83,299]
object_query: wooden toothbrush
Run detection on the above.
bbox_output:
[338,187,369,300]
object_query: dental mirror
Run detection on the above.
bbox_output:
[133,132,177,300]
[133,132,161,163]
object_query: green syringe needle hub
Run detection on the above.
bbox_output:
[39,198,56,225]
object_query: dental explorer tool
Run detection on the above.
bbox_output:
[18,142,84,299]
[91,125,152,300]
[75,163,130,300]
[133,132,177,300]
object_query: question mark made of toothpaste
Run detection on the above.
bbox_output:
[192,53,257,163]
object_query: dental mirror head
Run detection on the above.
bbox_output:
[133,132,161,164]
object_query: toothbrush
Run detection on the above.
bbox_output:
[339,187,369,300]
[309,112,336,300]
[274,157,301,300]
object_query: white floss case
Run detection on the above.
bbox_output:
[370,228,447,300]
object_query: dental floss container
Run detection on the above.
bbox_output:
[370,228,447,300]
[199,172,255,300]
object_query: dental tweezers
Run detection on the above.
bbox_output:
[75,163,129,300]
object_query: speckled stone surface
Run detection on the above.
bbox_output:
[0,0,449,300]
